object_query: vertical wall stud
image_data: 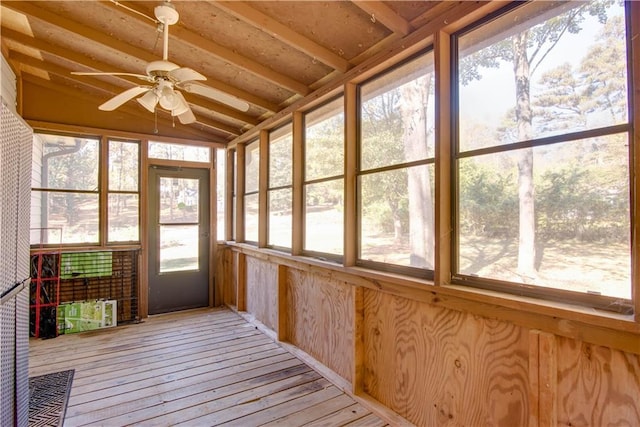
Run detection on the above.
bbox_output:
[529,330,557,427]
[259,130,269,247]
[352,286,365,394]
[292,111,304,255]
[237,252,246,312]
[434,30,452,286]
[277,264,288,341]
[236,144,246,243]
[630,1,640,321]
[344,82,358,267]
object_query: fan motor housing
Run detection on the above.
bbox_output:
[146,60,179,77]
[155,3,179,25]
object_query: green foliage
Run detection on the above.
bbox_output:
[45,139,99,190]
[361,168,410,234]
[458,160,518,238]
[536,162,628,242]
[460,1,615,86]
[305,114,344,183]
[534,15,627,132]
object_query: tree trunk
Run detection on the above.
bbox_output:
[513,32,536,279]
[400,75,434,269]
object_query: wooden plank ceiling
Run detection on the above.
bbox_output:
[1,1,446,143]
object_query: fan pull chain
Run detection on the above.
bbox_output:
[154,108,159,134]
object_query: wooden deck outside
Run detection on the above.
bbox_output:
[29,307,388,427]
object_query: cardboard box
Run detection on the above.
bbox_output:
[58,300,117,334]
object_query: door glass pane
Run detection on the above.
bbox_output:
[160,225,199,273]
[159,177,199,223]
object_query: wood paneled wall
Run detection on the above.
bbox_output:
[246,257,278,331]
[286,268,354,383]
[220,245,640,426]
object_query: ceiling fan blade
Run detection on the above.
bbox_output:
[169,67,206,84]
[72,71,154,83]
[177,108,196,124]
[99,86,152,111]
[180,82,250,112]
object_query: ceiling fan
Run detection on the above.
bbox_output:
[72,1,249,124]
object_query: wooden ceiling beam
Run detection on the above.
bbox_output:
[4,1,158,63]
[351,1,412,36]
[181,93,260,127]
[213,1,351,73]
[192,115,244,136]
[12,51,243,137]
[1,27,269,124]
[98,1,311,96]
[1,9,280,115]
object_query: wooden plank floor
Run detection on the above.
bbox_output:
[29,307,388,427]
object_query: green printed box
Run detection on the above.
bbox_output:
[58,300,117,334]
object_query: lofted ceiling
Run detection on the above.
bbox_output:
[1,0,472,144]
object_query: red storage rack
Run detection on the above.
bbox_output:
[30,228,62,338]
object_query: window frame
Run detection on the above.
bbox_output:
[355,48,437,280]
[450,1,634,314]
[302,95,346,262]
[267,122,293,251]
[107,138,141,244]
[243,139,260,245]
[30,131,142,248]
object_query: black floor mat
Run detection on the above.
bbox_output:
[29,369,74,427]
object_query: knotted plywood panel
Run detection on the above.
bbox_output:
[246,256,278,331]
[363,289,530,426]
[286,268,353,383]
[556,336,640,426]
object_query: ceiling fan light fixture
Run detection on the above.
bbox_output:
[159,86,179,110]
[137,90,159,112]
[171,96,190,116]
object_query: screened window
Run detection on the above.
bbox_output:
[31,133,100,244]
[304,97,344,257]
[358,51,435,276]
[108,140,140,242]
[244,140,259,244]
[268,123,292,250]
[148,141,210,162]
[230,149,237,241]
[216,148,226,241]
[455,1,631,307]
[30,133,141,246]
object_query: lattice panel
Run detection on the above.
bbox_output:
[1,99,34,427]
[16,110,31,427]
